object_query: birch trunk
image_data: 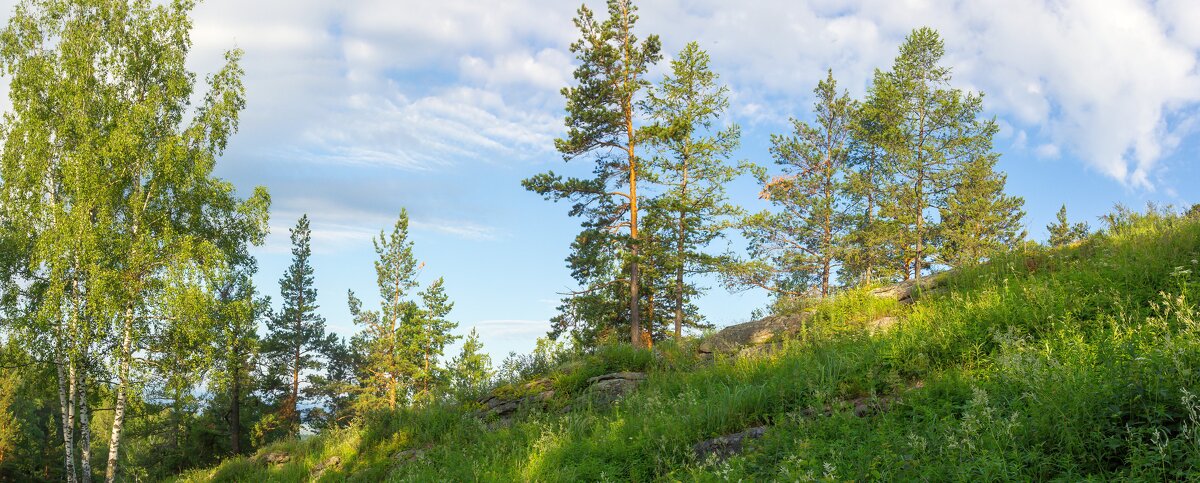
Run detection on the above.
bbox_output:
[77,357,92,483]
[104,306,133,483]
[55,350,77,483]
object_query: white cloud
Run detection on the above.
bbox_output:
[2,0,1196,193]
[1034,143,1060,159]
[295,86,560,170]
[459,49,573,91]
[411,219,503,241]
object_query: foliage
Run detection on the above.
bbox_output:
[640,41,742,340]
[1047,204,1091,247]
[937,154,1026,265]
[732,70,855,299]
[0,0,268,480]
[448,329,493,400]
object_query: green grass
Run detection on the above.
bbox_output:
[176,212,1200,482]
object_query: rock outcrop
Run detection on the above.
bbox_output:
[393,447,428,463]
[698,313,812,355]
[477,378,555,419]
[869,274,947,304]
[693,426,768,462]
[257,451,291,466]
[866,316,899,335]
[311,456,341,478]
[583,371,646,406]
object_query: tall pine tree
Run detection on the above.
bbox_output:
[641,42,742,339]
[523,0,661,347]
[348,210,458,409]
[875,27,999,284]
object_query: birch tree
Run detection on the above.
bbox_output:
[0,1,267,481]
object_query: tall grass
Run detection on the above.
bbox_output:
[176,211,1200,482]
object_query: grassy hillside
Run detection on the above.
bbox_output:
[177,210,1200,481]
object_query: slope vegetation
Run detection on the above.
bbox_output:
[177,211,1200,481]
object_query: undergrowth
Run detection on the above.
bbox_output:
[176,210,1200,482]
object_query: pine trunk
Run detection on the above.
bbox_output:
[914,171,924,291]
[290,346,300,435]
[674,229,684,343]
[622,5,642,348]
[674,161,689,341]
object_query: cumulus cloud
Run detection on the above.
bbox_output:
[2,0,1195,242]
[632,0,1200,188]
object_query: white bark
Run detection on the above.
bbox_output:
[104,307,133,483]
[56,343,78,483]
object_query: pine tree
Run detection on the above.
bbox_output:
[1047,204,1090,247]
[210,259,267,455]
[347,210,420,411]
[449,329,492,398]
[349,210,458,409]
[939,155,1026,266]
[410,278,459,403]
[641,42,742,339]
[262,215,331,436]
[730,71,855,298]
[306,334,357,429]
[842,77,902,286]
[545,229,627,345]
[523,0,661,347]
[875,27,999,284]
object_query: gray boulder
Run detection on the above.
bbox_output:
[583,372,646,406]
[311,455,341,478]
[693,426,768,463]
[478,378,555,419]
[258,451,291,466]
[698,313,812,355]
[869,275,946,304]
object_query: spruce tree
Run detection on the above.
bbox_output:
[262,215,330,436]
[523,0,661,347]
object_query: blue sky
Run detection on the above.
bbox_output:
[6,0,1197,363]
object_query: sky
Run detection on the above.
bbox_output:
[4,0,1199,363]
